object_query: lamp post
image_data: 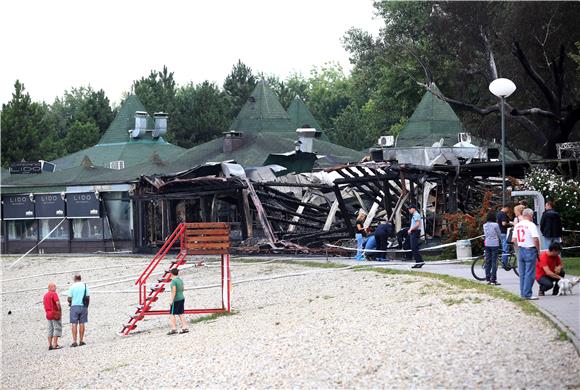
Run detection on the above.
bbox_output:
[489,78,516,207]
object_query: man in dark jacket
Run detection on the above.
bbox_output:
[540,201,562,250]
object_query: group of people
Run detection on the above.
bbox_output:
[43,274,90,350]
[354,204,424,268]
[43,268,189,350]
[482,201,565,299]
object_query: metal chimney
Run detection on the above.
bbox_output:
[153,112,168,138]
[223,131,244,153]
[131,111,148,138]
[296,128,317,153]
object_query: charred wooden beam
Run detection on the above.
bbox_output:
[267,216,321,229]
[333,184,355,236]
[261,203,327,224]
[254,182,333,190]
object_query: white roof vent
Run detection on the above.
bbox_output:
[109,160,125,170]
[458,132,472,144]
[378,135,395,147]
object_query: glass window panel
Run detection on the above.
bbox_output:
[72,218,104,240]
[7,220,37,240]
[39,219,69,240]
[103,195,131,240]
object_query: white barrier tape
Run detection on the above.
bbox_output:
[1,258,281,295]
[1,261,206,295]
[91,266,357,294]
[325,235,484,254]
[563,229,580,233]
[2,262,151,283]
[7,218,66,269]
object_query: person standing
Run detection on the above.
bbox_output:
[483,212,502,285]
[536,242,566,296]
[408,205,424,269]
[540,201,562,249]
[512,209,541,300]
[354,210,367,261]
[43,282,62,350]
[67,274,89,347]
[496,206,512,270]
[167,268,189,335]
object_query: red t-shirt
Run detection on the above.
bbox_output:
[536,252,562,281]
[43,291,60,320]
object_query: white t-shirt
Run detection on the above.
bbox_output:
[513,219,539,248]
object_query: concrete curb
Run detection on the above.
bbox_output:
[535,305,580,355]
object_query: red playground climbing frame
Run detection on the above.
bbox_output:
[121,222,232,336]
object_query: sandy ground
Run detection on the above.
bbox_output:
[1,254,579,389]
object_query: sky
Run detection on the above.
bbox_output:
[0,0,383,106]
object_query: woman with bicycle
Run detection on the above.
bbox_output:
[483,211,502,285]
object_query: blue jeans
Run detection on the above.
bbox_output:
[484,246,499,282]
[364,235,377,255]
[518,247,537,298]
[542,237,561,251]
[500,233,509,268]
[355,233,364,260]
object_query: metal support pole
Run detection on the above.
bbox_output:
[501,96,506,207]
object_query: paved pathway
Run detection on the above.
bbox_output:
[328,258,580,351]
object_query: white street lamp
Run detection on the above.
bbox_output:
[489,78,516,207]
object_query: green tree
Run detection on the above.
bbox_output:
[223,60,257,118]
[63,120,100,154]
[306,64,353,134]
[169,81,230,148]
[132,65,176,115]
[50,86,114,137]
[1,81,48,167]
[343,1,580,157]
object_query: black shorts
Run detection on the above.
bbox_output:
[170,299,185,315]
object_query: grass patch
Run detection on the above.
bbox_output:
[190,310,237,325]
[557,330,570,342]
[563,257,580,276]
[357,266,541,316]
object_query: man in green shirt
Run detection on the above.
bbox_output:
[167,268,189,335]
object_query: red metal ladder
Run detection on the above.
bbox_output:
[120,222,231,336]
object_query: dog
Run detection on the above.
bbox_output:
[557,277,580,296]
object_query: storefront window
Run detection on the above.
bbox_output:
[103,192,132,240]
[39,219,69,240]
[7,220,37,240]
[72,218,104,240]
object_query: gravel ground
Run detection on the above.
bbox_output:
[2,255,579,389]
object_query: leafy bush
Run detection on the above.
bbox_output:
[521,168,580,230]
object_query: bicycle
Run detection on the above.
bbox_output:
[471,244,519,281]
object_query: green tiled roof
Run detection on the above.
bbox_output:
[396,85,465,147]
[287,96,322,131]
[228,80,294,132]
[50,141,184,171]
[170,132,364,169]
[49,95,184,170]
